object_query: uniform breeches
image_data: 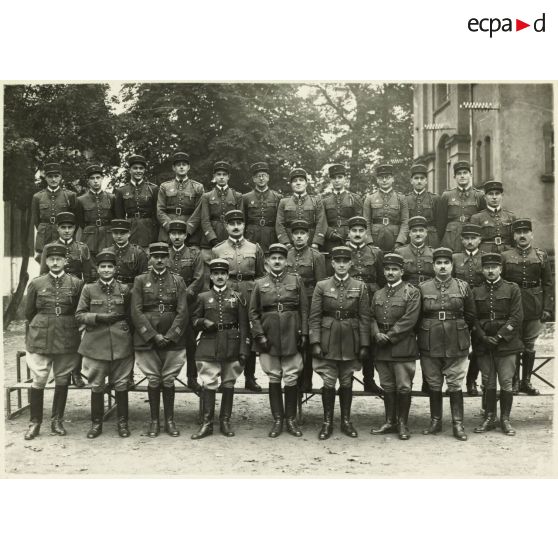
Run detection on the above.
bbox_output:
[83,355,133,393]
[375,361,416,393]
[135,349,186,388]
[420,355,468,392]
[477,353,516,391]
[522,319,542,352]
[26,352,81,389]
[314,358,359,388]
[196,360,243,391]
[260,353,303,387]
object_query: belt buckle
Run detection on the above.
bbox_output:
[237,273,243,281]
[490,311,495,320]
[55,306,61,316]
[494,237,502,245]
[49,216,56,224]
[418,275,425,283]
[218,323,224,331]
[135,212,141,219]
[175,207,182,216]
[335,310,341,320]
[259,218,266,226]
[158,303,165,313]
[277,302,284,312]
[95,219,102,227]
[438,311,446,321]
[459,216,467,223]
[382,217,390,226]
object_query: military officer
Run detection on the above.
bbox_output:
[29,162,77,260]
[167,219,204,393]
[472,253,523,436]
[109,219,149,286]
[363,164,409,252]
[406,164,440,248]
[23,244,83,440]
[212,209,266,391]
[242,162,282,254]
[75,250,133,439]
[131,242,189,438]
[276,168,327,250]
[452,223,485,396]
[76,164,115,257]
[115,154,159,249]
[502,219,554,395]
[157,151,204,245]
[346,215,384,394]
[309,246,371,440]
[286,220,327,393]
[250,243,308,437]
[419,247,476,441]
[191,259,250,439]
[470,180,516,254]
[370,253,421,440]
[395,216,435,287]
[436,161,485,252]
[322,163,364,255]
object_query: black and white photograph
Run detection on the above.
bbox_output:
[2,81,554,477]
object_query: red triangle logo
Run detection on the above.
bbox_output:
[516,19,530,31]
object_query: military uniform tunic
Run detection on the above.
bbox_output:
[40,238,95,282]
[29,187,77,253]
[242,187,282,254]
[452,250,485,287]
[395,243,434,287]
[405,189,440,248]
[157,177,204,244]
[286,246,327,300]
[470,207,516,254]
[76,190,116,255]
[168,244,204,300]
[347,242,385,296]
[276,193,327,248]
[363,188,409,251]
[115,179,159,248]
[111,241,149,285]
[321,190,364,253]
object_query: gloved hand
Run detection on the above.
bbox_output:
[359,347,370,362]
[311,243,319,250]
[238,354,247,367]
[96,313,121,324]
[542,310,552,322]
[311,343,323,358]
[154,334,170,349]
[330,232,344,243]
[256,335,271,353]
[209,238,219,248]
[285,243,293,250]
[484,336,499,347]
[375,332,391,345]
[298,334,308,350]
[202,319,217,333]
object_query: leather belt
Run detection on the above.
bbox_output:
[165,208,189,216]
[372,218,397,226]
[228,274,254,281]
[143,304,176,313]
[126,212,152,219]
[423,311,464,320]
[484,236,505,245]
[38,308,70,316]
[323,311,357,320]
[86,220,110,227]
[40,219,58,225]
[247,219,272,227]
[408,274,431,283]
[377,323,393,332]
[217,322,239,331]
[515,280,541,288]
[478,312,509,320]
[262,304,299,313]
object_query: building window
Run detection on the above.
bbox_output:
[434,84,450,109]
[542,123,554,182]
[484,136,492,181]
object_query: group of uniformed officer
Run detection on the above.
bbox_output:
[22,156,553,442]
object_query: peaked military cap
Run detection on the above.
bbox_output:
[410,164,428,176]
[55,212,75,225]
[111,219,131,231]
[149,242,170,256]
[45,244,67,258]
[328,164,347,178]
[512,218,532,232]
[96,249,117,265]
[85,164,103,177]
[289,168,307,181]
[331,246,352,260]
[225,209,244,223]
[461,223,482,236]
[268,243,288,257]
[433,247,453,261]
[453,161,471,174]
[408,215,429,229]
[44,162,62,175]
[250,162,269,175]
[483,180,503,193]
[127,154,147,167]
[290,219,310,231]
[481,253,503,266]
[383,253,405,268]
[213,161,231,173]
[171,152,190,164]
[376,164,394,175]
[168,220,187,232]
[209,258,230,272]
[348,216,368,229]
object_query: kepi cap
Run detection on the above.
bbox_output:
[268,243,288,257]
[85,164,103,177]
[348,216,367,229]
[250,162,269,175]
[171,152,190,165]
[213,161,231,173]
[127,154,147,167]
[289,168,307,181]
[383,253,404,268]
[149,242,170,256]
[461,223,482,236]
[225,209,244,223]
[376,164,394,176]
[481,253,503,266]
[453,161,471,174]
[483,180,503,193]
[45,244,67,258]
[44,162,62,175]
[408,215,428,229]
[209,258,230,272]
[410,164,428,176]
[111,219,131,232]
[168,220,187,232]
[290,219,309,232]
[433,247,453,261]
[331,246,352,260]
[512,218,532,232]
[55,212,75,225]
[328,164,346,178]
[96,250,117,265]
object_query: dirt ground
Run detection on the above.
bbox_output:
[2,320,555,478]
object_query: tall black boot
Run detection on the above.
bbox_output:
[147,386,161,438]
[397,392,412,440]
[162,385,180,436]
[339,386,358,438]
[512,354,521,395]
[520,351,540,395]
[466,356,480,396]
[500,390,516,436]
[219,387,235,437]
[474,388,497,433]
[115,391,130,437]
[192,389,215,439]
[186,333,201,395]
[87,392,105,439]
[449,391,468,441]
[268,383,284,438]
[284,385,302,437]
[72,357,86,388]
[422,390,443,435]
[244,352,261,392]
[297,346,314,393]
[372,391,397,434]
[24,387,44,440]
[318,387,336,440]
[362,360,383,395]
[51,385,68,436]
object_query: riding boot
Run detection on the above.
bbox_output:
[50,385,68,436]
[466,356,480,396]
[24,387,44,440]
[297,346,314,393]
[86,392,105,439]
[115,390,130,437]
[318,387,336,440]
[268,383,284,438]
[71,360,85,388]
[397,392,412,440]
[449,390,468,441]
[362,360,383,395]
[500,390,516,436]
[162,385,180,436]
[147,385,161,438]
[219,387,235,437]
[244,352,262,392]
[520,351,540,395]
[474,388,497,433]
[186,350,202,395]
[192,389,215,439]
[372,391,397,434]
[284,385,302,437]
[339,386,358,437]
[512,354,521,395]
[422,390,443,435]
